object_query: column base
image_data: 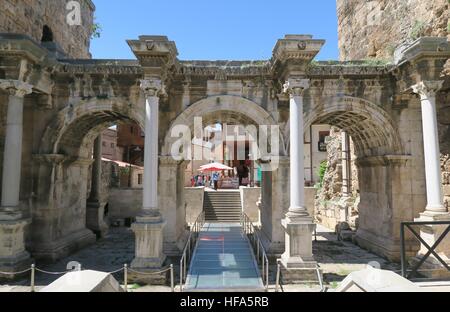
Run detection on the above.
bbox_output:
[278,263,322,284]
[412,212,450,278]
[0,251,33,282]
[127,266,170,286]
[86,201,109,238]
[0,206,24,221]
[0,218,32,281]
[279,215,319,283]
[131,213,167,276]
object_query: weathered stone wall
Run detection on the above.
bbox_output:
[337,0,449,60]
[439,93,450,210]
[0,0,95,58]
[315,127,360,230]
[0,94,6,201]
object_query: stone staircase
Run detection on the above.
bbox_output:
[204,191,242,223]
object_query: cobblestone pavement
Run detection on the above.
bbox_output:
[313,224,401,285]
[2,224,402,291]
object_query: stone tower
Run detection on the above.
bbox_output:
[337,0,449,61]
[0,0,95,58]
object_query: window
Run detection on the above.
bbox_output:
[130,126,134,134]
[318,131,330,152]
[41,25,53,42]
[102,141,106,147]
[111,143,115,148]
[138,174,143,185]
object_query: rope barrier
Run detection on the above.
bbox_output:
[34,268,71,275]
[107,267,125,274]
[0,268,31,275]
[1,265,172,276]
[1,264,176,293]
[127,267,172,275]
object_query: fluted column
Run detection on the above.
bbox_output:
[131,78,166,273]
[86,135,108,237]
[285,78,309,218]
[0,80,32,217]
[411,80,450,278]
[0,80,32,274]
[412,81,446,214]
[89,136,102,202]
[280,78,317,271]
[341,132,351,198]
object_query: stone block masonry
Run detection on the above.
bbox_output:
[337,0,449,60]
[0,0,95,59]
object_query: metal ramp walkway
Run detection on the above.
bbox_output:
[183,223,266,292]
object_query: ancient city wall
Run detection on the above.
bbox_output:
[0,0,95,58]
[337,0,449,60]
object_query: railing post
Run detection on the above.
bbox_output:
[170,264,174,292]
[266,258,269,290]
[180,258,183,292]
[275,262,281,292]
[257,242,260,261]
[30,264,35,293]
[124,264,128,292]
[400,223,407,278]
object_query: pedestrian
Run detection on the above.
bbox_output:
[212,171,220,191]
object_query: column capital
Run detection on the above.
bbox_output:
[0,80,33,98]
[283,78,310,97]
[412,80,444,99]
[140,78,162,97]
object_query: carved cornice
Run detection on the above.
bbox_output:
[33,154,66,165]
[176,62,272,78]
[0,79,33,97]
[355,155,411,167]
[54,62,143,75]
[307,64,392,77]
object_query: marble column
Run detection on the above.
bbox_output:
[131,78,166,271]
[412,81,446,215]
[280,78,317,272]
[341,132,351,198]
[412,80,450,278]
[86,136,108,237]
[340,132,351,222]
[0,80,33,274]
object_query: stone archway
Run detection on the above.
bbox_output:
[31,98,145,260]
[284,96,404,157]
[298,96,414,260]
[162,95,285,155]
[161,95,285,254]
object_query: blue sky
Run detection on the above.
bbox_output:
[90,0,339,61]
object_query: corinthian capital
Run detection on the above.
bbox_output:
[0,80,33,98]
[412,80,444,99]
[283,78,310,97]
[140,78,162,97]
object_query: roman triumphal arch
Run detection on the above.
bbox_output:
[0,34,449,281]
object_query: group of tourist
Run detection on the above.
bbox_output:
[191,172,221,190]
[190,162,251,191]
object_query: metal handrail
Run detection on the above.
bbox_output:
[400,220,450,280]
[241,213,269,290]
[179,211,205,292]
